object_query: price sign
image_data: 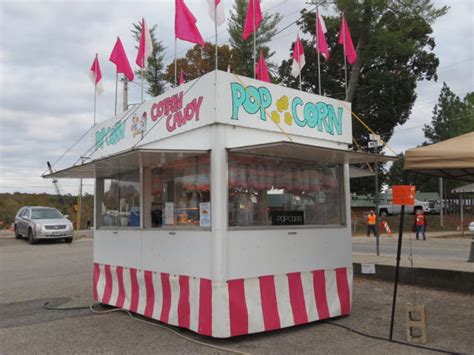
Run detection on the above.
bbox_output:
[392,185,416,206]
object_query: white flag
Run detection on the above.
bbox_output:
[208,0,225,26]
[136,18,154,68]
[291,35,306,78]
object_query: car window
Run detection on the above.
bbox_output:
[16,208,24,217]
[31,208,63,219]
[21,209,30,218]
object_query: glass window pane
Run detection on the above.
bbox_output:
[228,153,344,227]
[99,169,140,228]
[150,155,210,228]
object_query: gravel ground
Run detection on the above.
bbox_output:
[0,236,472,354]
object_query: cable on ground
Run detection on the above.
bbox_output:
[42,301,96,311]
[323,320,458,354]
[42,300,460,354]
[43,301,249,355]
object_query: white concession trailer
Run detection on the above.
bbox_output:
[47,70,389,337]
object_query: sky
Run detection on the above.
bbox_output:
[0,0,473,195]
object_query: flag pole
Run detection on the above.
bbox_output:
[316,7,322,96]
[174,38,177,87]
[215,3,218,74]
[342,13,348,100]
[141,19,145,102]
[298,34,302,90]
[114,72,118,116]
[253,0,256,79]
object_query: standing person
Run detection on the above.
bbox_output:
[415,210,427,240]
[367,210,377,237]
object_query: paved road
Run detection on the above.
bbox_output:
[1,236,473,354]
[352,236,472,261]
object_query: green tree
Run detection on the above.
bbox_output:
[278,0,447,195]
[279,0,447,147]
[423,83,474,143]
[131,20,166,97]
[164,43,234,83]
[228,0,282,77]
[385,153,439,192]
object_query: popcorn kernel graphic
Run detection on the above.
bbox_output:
[271,95,293,126]
[271,111,280,124]
[276,96,289,112]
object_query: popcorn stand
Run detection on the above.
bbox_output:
[47,70,391,337]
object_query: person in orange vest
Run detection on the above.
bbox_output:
[415,210,427,240]
[367,210,377,237]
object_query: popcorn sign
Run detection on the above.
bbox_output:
[230,82,344,136]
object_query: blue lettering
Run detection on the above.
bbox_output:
[258,87,272,120]
[304,102,318,128]
[316,102,328,133]
[230,82,246,120]
[291,97,306,127]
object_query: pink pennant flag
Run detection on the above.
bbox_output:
[255,50,270,83]
[109,37,135,81]
[316,13,330,61]
[175,0,205,46]
[291,34,306,78]
[89,54,103,94]
[179,69,185,85]
[207,0,225,26]
[136,18,154,68]
[242,0,262,40]
[338,15,357,65]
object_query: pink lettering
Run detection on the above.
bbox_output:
[151,103,159,121]
[166,114,175,132]
[193,96,203,121]
[175,92,184,111]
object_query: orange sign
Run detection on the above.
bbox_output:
[392,185,416,205]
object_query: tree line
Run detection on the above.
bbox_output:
[0,193,93,229]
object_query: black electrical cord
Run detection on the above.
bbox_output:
[323,320,459,355]
[41,301,459,354]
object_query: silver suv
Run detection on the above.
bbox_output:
[14,206,74,244]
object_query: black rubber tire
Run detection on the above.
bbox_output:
[64,237,73,244]
[28,228,38,245]
[379,210,388,217]
[14,225,22,239]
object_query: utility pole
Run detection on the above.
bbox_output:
[77,157,86,231]
[369,134,383,256]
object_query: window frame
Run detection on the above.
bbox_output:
[226,153,347,230]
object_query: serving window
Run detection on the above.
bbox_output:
[149,155,210,228]
[228,153,344,227]
[97,169,140,228]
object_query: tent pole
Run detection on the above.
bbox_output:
[439,177,443,227]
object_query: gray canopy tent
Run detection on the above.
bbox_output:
[404,132,474,261]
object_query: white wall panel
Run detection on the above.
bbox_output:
[141,230,212,278]
[94,230,142,269]
[227,228,352,279]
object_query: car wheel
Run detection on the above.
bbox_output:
[28,228,38,245]
[14,225,22,239]
[65,237,73,244]
[380,210,388,217]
